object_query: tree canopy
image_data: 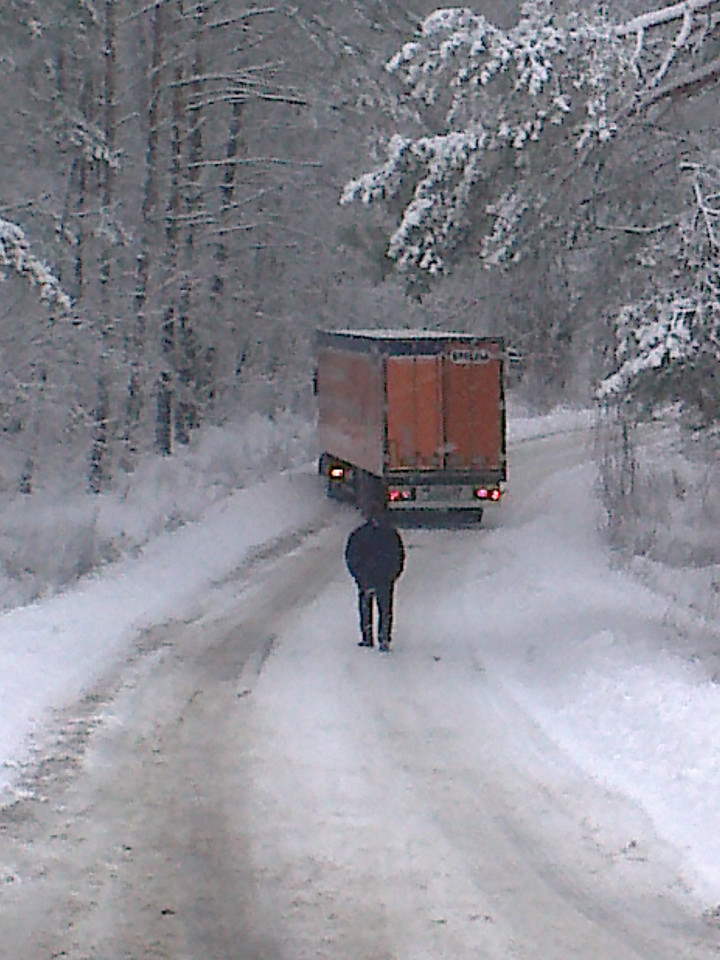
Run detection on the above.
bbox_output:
[341,0,720,418]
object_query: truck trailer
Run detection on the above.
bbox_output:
[315,329,506,520]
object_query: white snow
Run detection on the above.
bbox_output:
[1,406,720,908]
[0,216,72,312]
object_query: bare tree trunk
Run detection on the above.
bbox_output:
[126,0,168,463]
[210,97,244,405]
[89,0,118,493]
[155,368,173,456]
[155,19,185,454]
[89,365,110,492]
[174,0,206,445]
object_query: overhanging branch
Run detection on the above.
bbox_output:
[635,53,720,111]
[617,0,720,37]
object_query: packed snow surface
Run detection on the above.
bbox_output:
[1,406,720,907]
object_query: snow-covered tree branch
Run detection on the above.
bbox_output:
[0,217,72,313]
[600,155,720,418]
[341,0,720,277]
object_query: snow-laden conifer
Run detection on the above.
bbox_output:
[600,157,720,417]
[341,2,632,275]
[342,1,720,277]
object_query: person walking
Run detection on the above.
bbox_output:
[344,500,405,652]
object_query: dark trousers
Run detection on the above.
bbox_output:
[358,581,394,647]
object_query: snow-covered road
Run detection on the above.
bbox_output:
[0,425,719,957]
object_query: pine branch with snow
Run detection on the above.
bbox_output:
[341,1,720,278]
[341,3,631,275]
[0,218,72,313]
[59,108,121,170]
[600,156,720,417]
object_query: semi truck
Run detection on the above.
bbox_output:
[315,329,506,521]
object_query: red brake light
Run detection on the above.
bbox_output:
[475,486,501,501]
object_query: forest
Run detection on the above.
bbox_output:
[2,0,720,601]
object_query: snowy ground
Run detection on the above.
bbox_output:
[1,404,720,919]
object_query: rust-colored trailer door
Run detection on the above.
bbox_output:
[386,355,443,469]
[443,347,503,470]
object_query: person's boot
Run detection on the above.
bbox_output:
[358,633,374,647]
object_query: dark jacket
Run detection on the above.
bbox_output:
[345,517,405,589]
